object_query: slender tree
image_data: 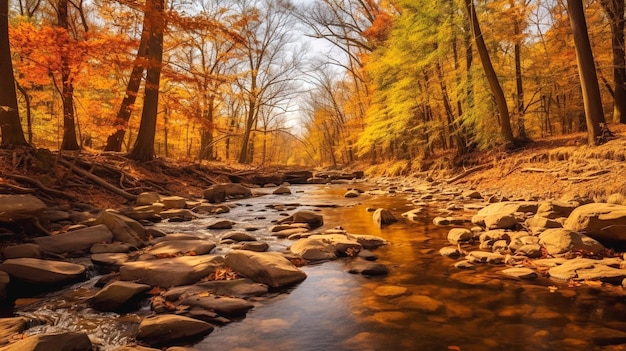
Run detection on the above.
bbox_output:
[57,0,80,150]
[104,12,150,152]
[567,0,607,144]
[0,0,29,147]
[127,0,165,161]
[599,0,626,124]
[464,0,515,146]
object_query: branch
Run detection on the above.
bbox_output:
[58,158,138,201]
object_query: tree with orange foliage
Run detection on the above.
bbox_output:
[0,0,29,147]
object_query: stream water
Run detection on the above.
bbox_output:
[9,183,626,350]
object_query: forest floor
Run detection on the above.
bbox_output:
[2,123,626,209]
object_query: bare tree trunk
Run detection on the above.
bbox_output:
[127,0,164,162]
[464,0,515,147]
[104,23,149,152]
[600,0,626,123]
[58,0,79,150]
[568,0,607,144]
[514,21,526,139]
[0,0,29,147]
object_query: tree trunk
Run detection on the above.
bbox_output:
[0,0,29,147]
[600,0,626,123]
[199,94,215,160]
[514,21,526,139]
[127,0,164,162]
[58,0,79,150]
[238,99,256,164]
[568,0,606,144]
[104,21,149,152]
[464,0,515,147]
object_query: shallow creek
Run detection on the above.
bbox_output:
[10,183,626,350]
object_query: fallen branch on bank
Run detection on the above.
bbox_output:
[445,164,490,183]
[58,158,138,201]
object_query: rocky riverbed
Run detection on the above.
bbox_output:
[1,176,626,350]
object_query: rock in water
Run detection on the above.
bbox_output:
[136,314,214,346]
[0,331,92,351]
[33,224,113,254]
[93,210,147,247]
[373,208,398,228]
[0,258,85,285]
[119,255,224,287]
[564,203,626,242]
[225,250,306,288]
[88,281,151,312]
[277,211,324,229]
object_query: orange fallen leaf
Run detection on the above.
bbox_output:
[448,346,461,351]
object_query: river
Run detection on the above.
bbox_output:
[10,182,626,350]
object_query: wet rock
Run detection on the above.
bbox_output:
[166,347,201,351]
[492,239,509,254]
[0,258,85,285]
[2,243,41,259]
[399,295,444,313]
[207,219,235,230]
[136,314,214,346]
[221,231,256,242]
[508,234,540,252]
[402,208,424,221]
[273,186,291,195]
[180,295,254,317]
[439,246,461,258]
[347,234,387,249]
[152,233,204,243]
[465,251,505,264]
[192,204,230,214]
[161,196,187,209]
[590,327,626,346]
[224,250,306,288]
[0,195,47,222]
[472,201,538,227]
[203,184,252,203]
[347,258,389,276]
[90,243,133,254]
[89,281,151,312]
[277,211,324,229]
[358,249,378,261]
[548,258,626,282]
[38,210,70,223]
[148,240,216,256]
[234,241,269,252]
[433,216,469,225]
[501,267,537,280]
[0,272,8,300]
[112,345,162,351]
[197,279,268,298]
[289,237,336,260]
[33,224,113,254]
[272,227,309,239]
[454,260,474,269]
[93,210,148,247]
[564,203,626,242]
[374,285,409,298]
[479,230,510,244]
[120,255,224,288]
[373,208,398,228]
[539,228,606,255]
[159,209,198,221]
[447,228,472,244]
[344,189,361,198]
[0,332,92,351]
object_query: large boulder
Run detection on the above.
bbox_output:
[0,258,85,285]
[472,202,538,227]
[563,203,626,242]
[119,255,224,287]
[277,211,324,229]
[136,315,214,346]
[88,281,152,312]
[0,332,92,351]
[224,250,306,288]
[2,243,42,259]
[33,224,113,254]
[289,237,337,260]
[179,295,254,317]
[539,228,606,255]
[203,184,252,203]
[0,195,47,222]
[93,210,148,247]
[373,208,398,228]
